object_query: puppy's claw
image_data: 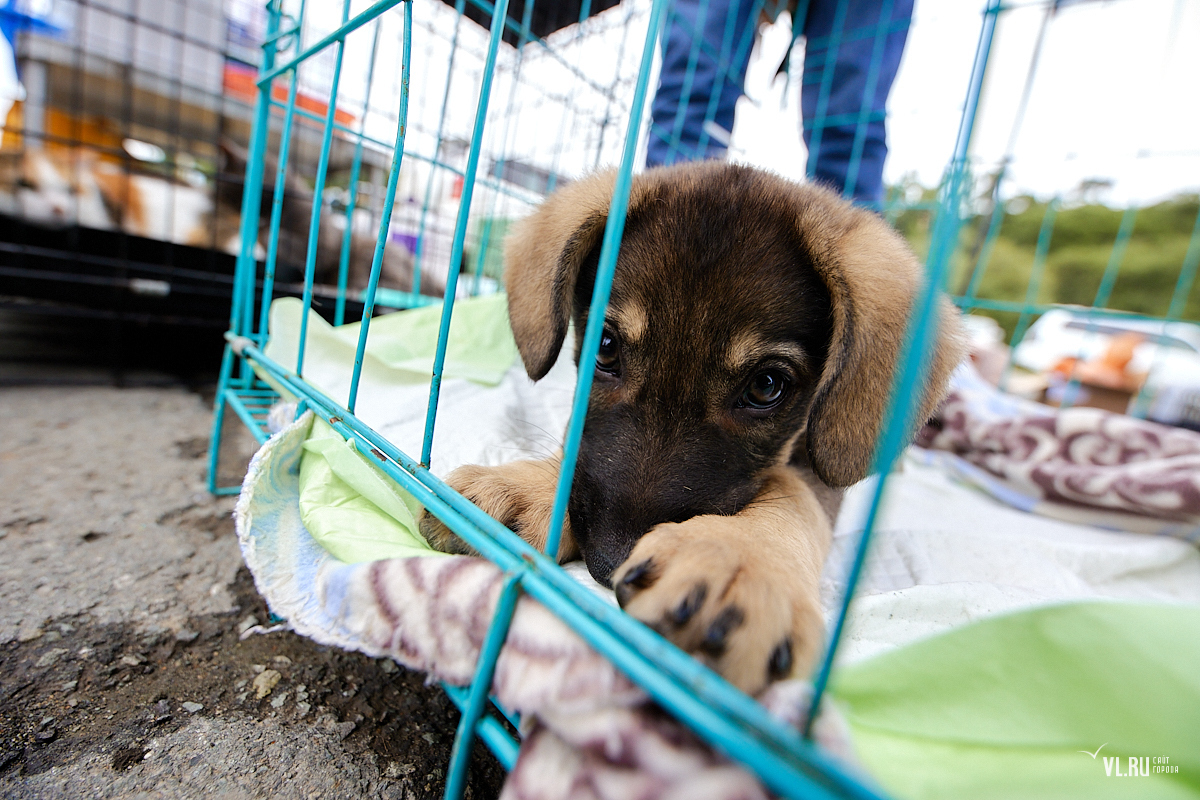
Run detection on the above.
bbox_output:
[614,558,657,608]
[419,509,476,555]
[614,513,824,695]
[700,605,744,657]
[768,638,794,681]
[669,583,708,627]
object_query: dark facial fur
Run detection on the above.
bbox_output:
[565,172,833,584]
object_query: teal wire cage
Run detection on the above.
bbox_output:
[208,0,1200,797]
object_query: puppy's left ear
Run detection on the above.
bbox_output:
[803,204,966,488]
[503,170,618,380]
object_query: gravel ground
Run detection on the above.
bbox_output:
[0,384,505,799]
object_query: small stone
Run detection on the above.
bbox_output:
[35,648,68,668]
[252,669,281,699]
[60,680,78,693]
[182,702,204,713]
[235,679,248,690]
[294,684,308,702]
[34,728,57,744]
[18,627,44,643]
[120,654,144,667]
[237,615,260,635]
[296,701,311,717]
[42,630,62,643]
[67,698,79,708]
[175,629,200,643]
[57,623,75,635]
[422,732,437,746]
[271,655,292,665]
[378,659,398,674]
[236,691,249,704]
[270,691,289,709]
[250,664,266,674]
[317,714,356,740]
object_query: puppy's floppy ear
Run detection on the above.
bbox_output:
[803,203,966,488]
[504,170,618,381]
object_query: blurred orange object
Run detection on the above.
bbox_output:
[1044,332,1148,413]
[1050,332,1147,392]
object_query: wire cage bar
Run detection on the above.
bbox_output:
[208,0,1200,797]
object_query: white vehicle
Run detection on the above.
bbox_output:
[1011,308,1200,429]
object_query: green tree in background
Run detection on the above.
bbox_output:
[889,180,1200,343]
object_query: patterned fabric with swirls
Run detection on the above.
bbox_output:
[919,365,1200,528]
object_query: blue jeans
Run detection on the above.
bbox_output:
[645,0,913,205]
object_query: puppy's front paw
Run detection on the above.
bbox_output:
[419,460,577,560]
[611,517,824,695]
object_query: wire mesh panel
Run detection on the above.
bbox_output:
[210,0,1199,797]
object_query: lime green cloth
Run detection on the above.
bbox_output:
[298,418,443,564]
[270,295,519,563]
[830,602,1200,800]
[266,292,518,387]
[334,292,517,384]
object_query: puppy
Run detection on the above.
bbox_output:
[421,161,964,694]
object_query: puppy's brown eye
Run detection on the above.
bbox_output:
[595,329,620,375]
[740,370,788,410]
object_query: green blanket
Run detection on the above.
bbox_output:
[298,416,440,563]
[830,602,1200,799]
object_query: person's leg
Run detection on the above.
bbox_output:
[801,0,913,204]
[646,0,758,168]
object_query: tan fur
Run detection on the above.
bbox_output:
[800,210,966,486]
[612,466,829,694]
[724,332,810,376]
[422,458,579,563]
[505,169,630,379]
[421,162,965,695]
[611,301,648,345]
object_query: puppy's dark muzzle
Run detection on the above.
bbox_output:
[567,450,761,587]
[567,499,643,587]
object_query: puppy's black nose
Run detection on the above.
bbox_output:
[577,531,640,588]
[584,550,621,588]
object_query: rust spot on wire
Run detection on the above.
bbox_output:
[329,416,342,424]
[370,448,386,461]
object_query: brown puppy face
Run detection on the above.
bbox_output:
[561,181,833,584]
[504,162,963,586]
